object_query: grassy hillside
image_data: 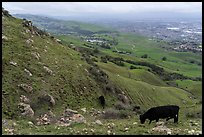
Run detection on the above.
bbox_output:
[97,62,197,109]
[2,9,202,135]
[2,10,119,120]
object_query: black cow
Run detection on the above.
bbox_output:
[139,105,179,124]
[99,96,105,109]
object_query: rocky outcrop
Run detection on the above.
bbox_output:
[2,7,12,17]
[151,122,171,135]
[24,68,32,77]
[2,35,8,40]
[9,61,17,66]
[18,103,34,118]
[36,111,55,125]
[56,108,85,127]
[118,94,129,104]
[43,66,53,75]
[22,19,48,37]
[25,38,33,45]
[18,84,33,93]
[31,52,40,60]
[95,120,103,125]
[20,95,30,104]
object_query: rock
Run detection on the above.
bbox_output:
[13,122,17,127]
[20,95,30,103]
[152,122,172,134]
[22,19,33,27]
[95,120,103,125]
[18,103,34,118]
[196,131,202,135]
[118,94,129,104]
[43,66,53,75]
[2,119,8,126]
[188,129,196,135]
[70,114,85,123]
[81,108,86,113]
[26,38,33,45]
[107,130,111,135]
[167,131,171,135]
[48,94,55,106]
[31,52,40,60]
[110,123,115,127]
[124,127,129,131]
[4,128,14,135]
[25,29,30,33]
[192,122,198,126]
[90,129,95,133]
[24,68,32,76]
[36,113,50,125]
[156,122,165,127]
[18,84,33,93]
[133,122,138,125]
[64,108,78,116]
[9,61,17,66]
[28,121,34,125]
[2,35,8,40]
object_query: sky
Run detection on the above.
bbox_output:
[2,2,202,17]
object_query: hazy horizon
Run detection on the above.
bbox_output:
[2,2,202,21]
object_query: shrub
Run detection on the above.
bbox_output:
[100,56,107,63]
[185,109,202,119]
[130,65,137,69]
[114,61,124,66]
[103,108,130,119]
[93,48,99,54]
[103,108,119,119]
[141,54,148,58]
[114,101,129,110]
[162,56,167,61]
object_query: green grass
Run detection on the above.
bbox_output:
[96,61,198,110]
[2,11,202,135]
[175,80,202,99]
[2,15,117,119]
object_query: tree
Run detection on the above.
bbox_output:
[130,65,137,69]
[141,54,148,58]
[93,48,99,54]
[162,56,167,61]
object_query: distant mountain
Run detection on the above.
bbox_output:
[13,14,116,35]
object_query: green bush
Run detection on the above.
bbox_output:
[141,54,148,58]
[130,65,137,69]
[162,56,167,61]
[114,101,129,110]
[102,108,130,119]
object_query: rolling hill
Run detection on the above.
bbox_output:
[2,8,202,135]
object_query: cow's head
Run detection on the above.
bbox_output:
[139,115,145,124]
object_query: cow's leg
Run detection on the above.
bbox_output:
[166,117,171,121]
[174,114,178,123]
[174,115,178,123]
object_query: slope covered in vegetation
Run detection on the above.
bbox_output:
[2,8,202,135]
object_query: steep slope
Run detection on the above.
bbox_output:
[2,8,202,135]
[2,8,118,119]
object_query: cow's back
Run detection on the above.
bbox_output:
[144,105,179,120]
